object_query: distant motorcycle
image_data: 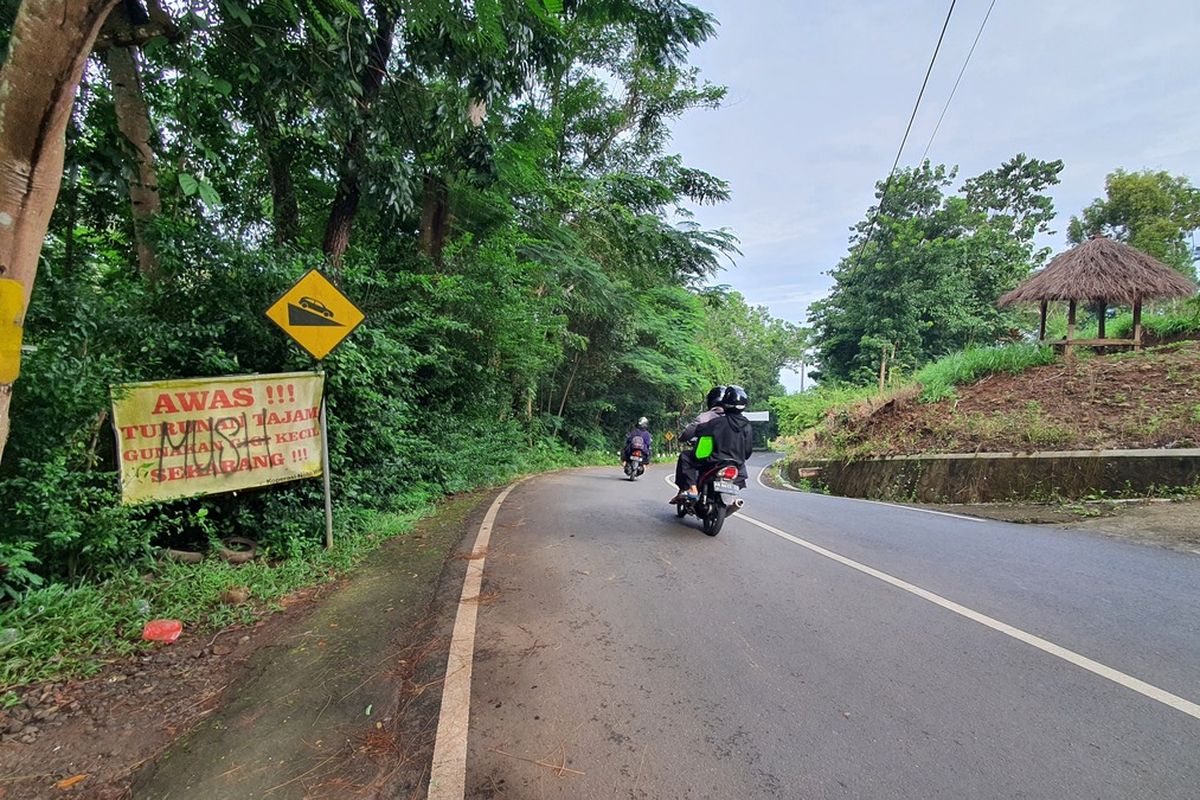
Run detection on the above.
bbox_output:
[623,447,646,481]
[675,436,745,536]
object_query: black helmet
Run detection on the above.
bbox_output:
[721,385,748,413]
[705,385,726,409]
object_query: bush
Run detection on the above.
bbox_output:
[769,384,880,436]
[0,223,604,590]
[914,343,1055,403]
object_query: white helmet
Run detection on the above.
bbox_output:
[637,416,649,427]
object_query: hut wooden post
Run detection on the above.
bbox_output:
[1096,301,1106,340]
[1065,299,1077,358]
[1132,298,1143,351]
[1038,300,1048,342]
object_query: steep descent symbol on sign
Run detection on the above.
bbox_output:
[266,269,364,360]
[287,303,344,327]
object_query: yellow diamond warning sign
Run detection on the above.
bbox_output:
[266,269,365,360]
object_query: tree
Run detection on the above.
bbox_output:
[0,0,797,589]
[810,155,1063,384]
[0,0,120,465]
[94,0,180,280]
[700,291,807,404]
[1069,169,1200,278]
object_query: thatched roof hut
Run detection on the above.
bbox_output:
[998,236,1197,351]
[999,236,1196,308]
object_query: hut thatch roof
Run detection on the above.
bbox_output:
[998,236,1197,308]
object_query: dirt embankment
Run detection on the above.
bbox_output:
[795,343,1200,459]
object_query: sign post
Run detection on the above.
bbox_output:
[319,397,333,549]
[265,269,367,548]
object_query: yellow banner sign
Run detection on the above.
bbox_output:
[112,372,325,505]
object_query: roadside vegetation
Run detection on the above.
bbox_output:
[912,344,1056,402]
[777,342,1200,462]
[0,1,811,689]
[774,160,1198,465]
[771,343,1056,433]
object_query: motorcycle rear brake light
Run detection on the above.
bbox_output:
[721,466,738,479]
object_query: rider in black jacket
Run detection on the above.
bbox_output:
[678,386,754,499]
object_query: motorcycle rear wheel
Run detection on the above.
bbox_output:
[702,503,725,536]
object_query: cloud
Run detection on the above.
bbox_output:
[671,0,1200,326]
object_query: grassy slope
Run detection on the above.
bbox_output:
[781,343,1200,462]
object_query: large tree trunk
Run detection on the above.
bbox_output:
[321,2,397,267]
[255,104,300,245]
[102,40,161,279]
[95,1,179,280]
[0,0,121,466]
[419,173,449,265]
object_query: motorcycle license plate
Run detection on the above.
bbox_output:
[715,480,738,493]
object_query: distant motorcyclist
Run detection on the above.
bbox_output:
[677,386,754,500]
[674,385,725,496]
[622,417,652,465]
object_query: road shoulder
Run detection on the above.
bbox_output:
[0,490,495,800]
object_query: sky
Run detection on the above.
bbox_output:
[668,0,1200,391]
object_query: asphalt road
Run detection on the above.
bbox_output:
[452,460,1200,799]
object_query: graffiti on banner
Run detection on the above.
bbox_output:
[112,372,325,504]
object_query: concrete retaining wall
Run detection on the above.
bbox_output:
[787,449,1200,503]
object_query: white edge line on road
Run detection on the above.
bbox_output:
[756,463,986,523]
[428,481,522,799]
[735,511,1200,721]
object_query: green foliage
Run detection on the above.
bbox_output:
[772,344,1056,436]
[913,344,1056,403]
[0,508,416,688]
[770,385,879,437]
[810,155,1063,384]
[700,291,808,404]
[1108,298,1200,341]
[1069,169,1200,278]
[0,0,801,635]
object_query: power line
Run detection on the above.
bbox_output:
[852,0,958,263]
[919,0,997,165]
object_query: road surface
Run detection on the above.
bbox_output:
[434,460,1200,799]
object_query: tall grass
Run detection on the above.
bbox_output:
[771,344,1059,435]
[1109,306,1200,340]
[914,344,1056,403]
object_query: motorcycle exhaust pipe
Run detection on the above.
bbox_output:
[726,497,745,516]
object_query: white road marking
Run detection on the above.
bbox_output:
[755,462,774,491]
[428,481,522,799]
[755,462,986,523]
[735,511,1200,721]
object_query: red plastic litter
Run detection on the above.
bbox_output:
[142,619,183,643]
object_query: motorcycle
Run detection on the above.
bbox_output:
[675,436,745,536]
[623,448,646,481]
